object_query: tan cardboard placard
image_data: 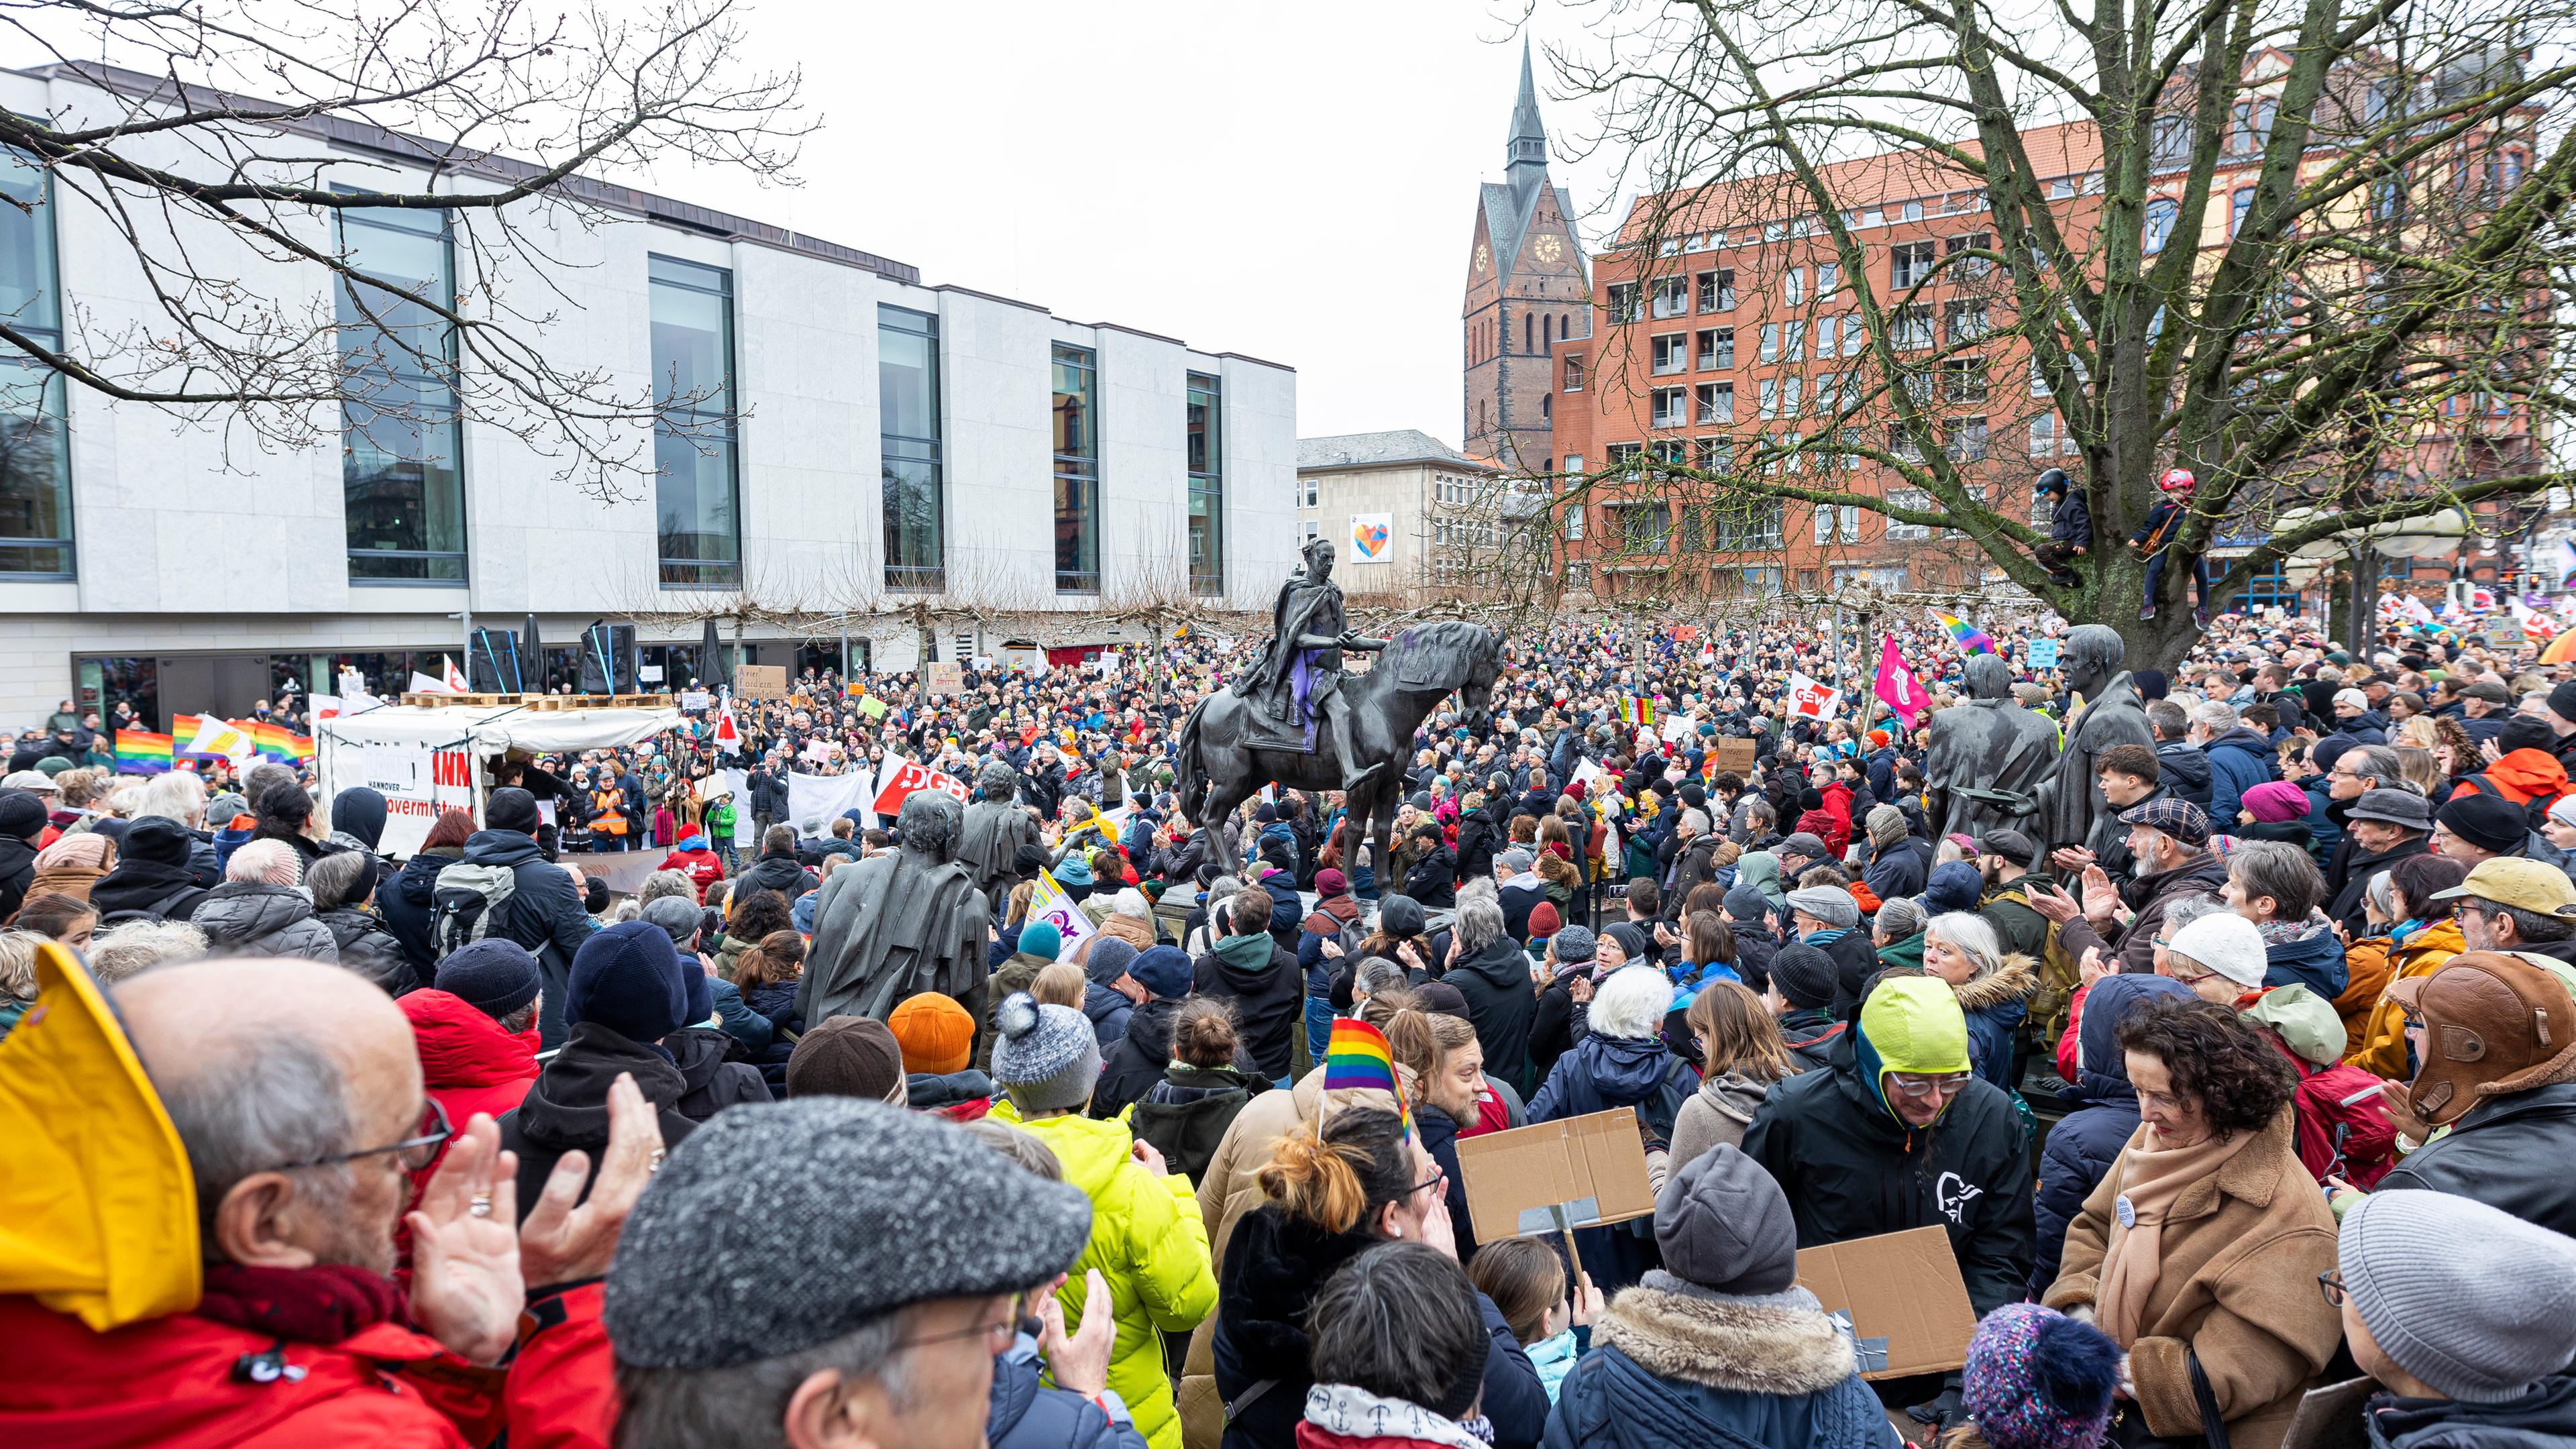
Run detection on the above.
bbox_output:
[1452,1108,1656,1246]
[1711,738,1758,775]
[1794,1226,1978,1380]
[735,665,788,700]
[926,661,965,696]
[2277,1377,2375,1449]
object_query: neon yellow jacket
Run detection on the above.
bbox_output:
[993,1103,1218,1449]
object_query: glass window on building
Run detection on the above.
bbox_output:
[1053,343,1099,593]
[0,148,70,578]
[879,304,943,591]
[649,256,741,588]
[338,204,466,583]
[1187,372,1224,595]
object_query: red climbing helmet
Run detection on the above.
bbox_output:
[2158,467,2198,493]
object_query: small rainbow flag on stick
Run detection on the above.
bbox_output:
[1322,1017,1409,1130]
[1619,694,1657,727]
[1929,608,1998,656]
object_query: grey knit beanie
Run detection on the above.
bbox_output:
[2342,1189,2576,1402]
[1866,804,1908,849]
[1654,1143,1798,1297]
[1551,924,1597,964]
[1083,936,1141,987]
[604,1097,1093,1369]
[991,992,1104,1113]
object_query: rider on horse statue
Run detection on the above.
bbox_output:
[1235,537,1389,794]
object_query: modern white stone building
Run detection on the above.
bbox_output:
[0,62,1297,729]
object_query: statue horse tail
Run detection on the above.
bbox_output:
[1173,695,1212,822]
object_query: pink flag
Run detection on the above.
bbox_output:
[1874,635,1932,727]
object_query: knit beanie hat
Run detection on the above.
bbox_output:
[1962,1304,2125,1449]
[1924,861,1984,916]
[784,1016,909,1103]
[888,991,976,1075]
[1722,883,1771,923]
[1654,1144,1796,1296]
[566,920,688,1044]
[1016,920,1062,961]
[604,1098,1093,1369]
[434,938,542,1018]
[1785,885,1860,930]
[1527,901,1562,938]
[2239,780,2312,824]
[1129,945,1193,1000]
[120,814,195,867]
[1550,924,1597,964]
[486,786,542,835]
[1376,894,1426,938]
[990,993,1103,1114]
[1866,804,1909,849]
[1768,943,1839,1010]
[2342,1189,2576,1402]
[2437,794,2527,855]
[2551,680,2576,726]
[1858,976,1972,1076]
[2167,911,2268,988]
[1083,936,1140,987]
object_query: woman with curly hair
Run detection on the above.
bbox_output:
[2043,997,2341,1449]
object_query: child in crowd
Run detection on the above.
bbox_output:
[1464,1235,1602,1405]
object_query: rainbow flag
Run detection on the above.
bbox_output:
[1619,694,1657,727]
[248,720,313,764]
[1930,608,1997,656]
[113,730,174,774]
[1322,1018,1408,1128]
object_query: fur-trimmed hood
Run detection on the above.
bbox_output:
[1594,1280,1856,1397]
[1953,954,2038,1014]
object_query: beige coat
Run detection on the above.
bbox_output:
[2045,1112,2341,1449]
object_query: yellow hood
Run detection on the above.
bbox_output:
[0,943,199,1328]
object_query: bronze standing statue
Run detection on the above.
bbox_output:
[1924,654,2062,839]
[1179,544,1505,892]
[2030,623,2155,869]
[798,790,989,1028]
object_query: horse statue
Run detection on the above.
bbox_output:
[1175,619,1507,891]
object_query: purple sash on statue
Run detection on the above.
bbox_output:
[1289,649,1322,750]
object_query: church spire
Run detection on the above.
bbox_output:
[1505,38,1550,201]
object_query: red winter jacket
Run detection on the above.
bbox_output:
[657,845,725,902]
[505,1283,617,1449]
[0,1295,502,1448]
[399,989,541,1174]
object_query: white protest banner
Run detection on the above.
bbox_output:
[788,768,877,835]
[1028,868,1095,961]
[1786,672,1843,720]
[1570,757,1604,795]
[679,690,711,711]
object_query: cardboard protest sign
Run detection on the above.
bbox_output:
[1711,738,1758,775]
[735,665,789,700]
[926,661,964,695]
[1793,1226,1978,1379]
[1452,1108,1656,1246]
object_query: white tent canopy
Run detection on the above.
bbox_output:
[315,702,684,857]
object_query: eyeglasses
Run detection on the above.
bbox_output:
[890,1291,1025,1355]
[276,1097,451,1173]
[1885,1071,1972,1099]
[1412,1166,1448,1198]
[2317,1270,2347,1308]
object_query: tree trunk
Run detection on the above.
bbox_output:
[2047,544,2200,679]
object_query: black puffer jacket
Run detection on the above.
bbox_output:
[1093,996,1183,1120]
[189,881,340,961]
[735,849,816,904]
[317,906,417,995]
[459,829,598,1048]
[1194,932,1303,1081]
[496,1022,696,1221]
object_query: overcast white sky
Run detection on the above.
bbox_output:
[615,0,1624,445]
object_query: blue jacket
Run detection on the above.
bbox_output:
[2202,727,2277,833]
[2033,973,2195,1295]
[1861,837,1928,905]
[2298,778,2341,860]
[2263,922,2350,998]
[987,1332,1149,1449]
[1542,1283,1899,1449]
[1955,959,2033,1090]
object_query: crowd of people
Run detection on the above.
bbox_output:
[5,596,2576,1449]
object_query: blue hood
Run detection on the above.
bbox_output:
[2263,925,2351,998]
[1566,1032,1674,1105]
[2072,973,2195,1105]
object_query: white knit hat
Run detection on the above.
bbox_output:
[2166,911,2267,988]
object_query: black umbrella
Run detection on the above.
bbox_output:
[700,616,727,694]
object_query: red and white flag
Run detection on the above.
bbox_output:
[712,702,742,755]
[927,767,970,803]
[871,757,936,815]
[1786,672,1843,720]
[442,655,469,693]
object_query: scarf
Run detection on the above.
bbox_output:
[2388,917,2429,949]
[1803,926,1851,947]
[2095,1125,2257,1346]
[196,1262,412,1344]
[1301,1384,1493,1449]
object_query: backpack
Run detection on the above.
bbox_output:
[97,883,199,930]
[2290,1061,2401,1189]
[431,861,519,957]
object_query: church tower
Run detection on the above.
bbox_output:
[1463,41,1591,470]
